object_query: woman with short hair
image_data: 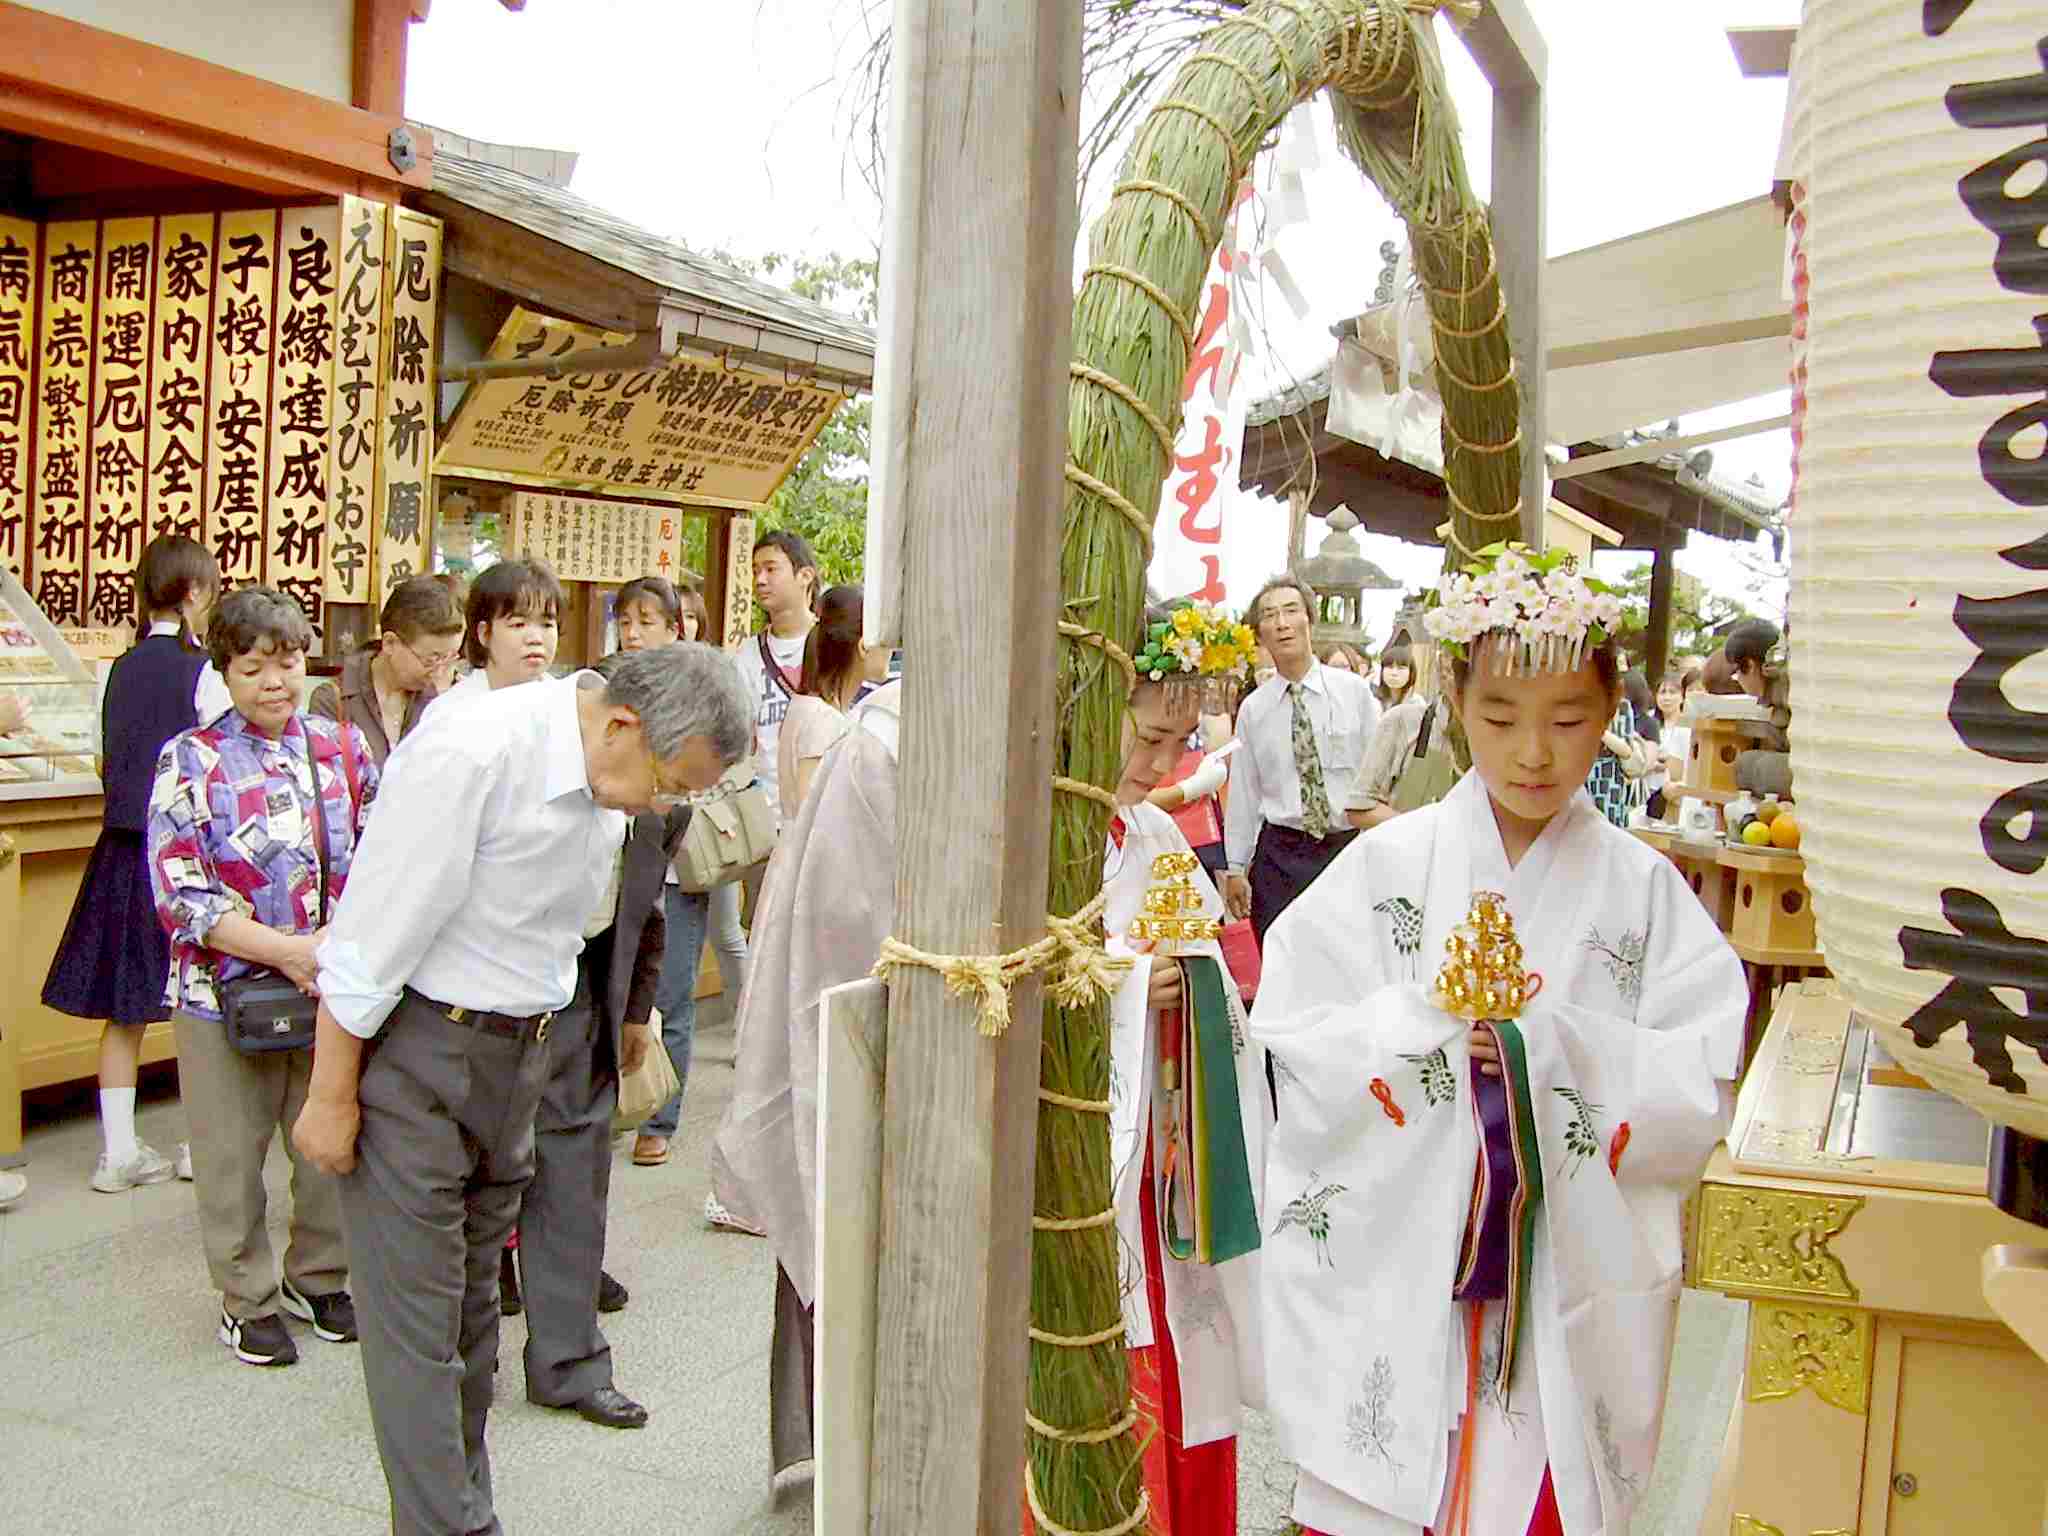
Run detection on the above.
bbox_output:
[147,586,378,1367]
[308,575,462,767]
[451,558,563,695]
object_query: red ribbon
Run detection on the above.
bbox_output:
[1370,1077,1406,1127]
[1608,1121,1631,1176]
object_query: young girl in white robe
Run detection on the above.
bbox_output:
[1099,670,1270,1535]
[1250,546,1746,1536]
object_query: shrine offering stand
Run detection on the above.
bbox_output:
[1689,982,2048,1535]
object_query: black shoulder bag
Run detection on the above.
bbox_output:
[221,740,349,1054]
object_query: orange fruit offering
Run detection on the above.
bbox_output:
[1770,814,1802,850]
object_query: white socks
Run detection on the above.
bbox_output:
[100,1087,138,1160]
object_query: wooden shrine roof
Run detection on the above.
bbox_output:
[1242,364,1784,554]
[420,148,876,385]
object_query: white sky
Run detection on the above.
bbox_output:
[409,0,1801,641]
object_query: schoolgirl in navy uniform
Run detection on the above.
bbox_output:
[42,535,226,1192]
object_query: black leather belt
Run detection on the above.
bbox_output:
[405,987,556,1043]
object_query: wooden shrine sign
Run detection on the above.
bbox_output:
[502,490,686,586]
[435,307,845,510]
[0,201,441,633]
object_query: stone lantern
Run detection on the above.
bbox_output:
[1297,506,1398,654]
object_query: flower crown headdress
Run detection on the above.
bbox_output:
[1133,600,1255,710]
[1423,542,1625,675]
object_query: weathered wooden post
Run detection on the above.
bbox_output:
[863,3,1082,1531]
[1464,0,1548,549]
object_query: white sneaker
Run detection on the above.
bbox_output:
[0,1170,25,1210]
[175,1142,194,1181]
[91,1141,177,1193]
[703,1192,766,1237]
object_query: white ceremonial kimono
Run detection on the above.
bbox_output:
[1102,802,1271,1447]
[1251,770,1744,1536]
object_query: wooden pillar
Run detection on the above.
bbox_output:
[1645,541,1677,684]
[352,0,413,116]
[1287,486,1312,572]
[1467,1,1548,550]
[704,508,734,646]
[864,1,1079,1531]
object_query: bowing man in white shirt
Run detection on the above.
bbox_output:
[293,645,754,1536]
[1222,574,1381,946]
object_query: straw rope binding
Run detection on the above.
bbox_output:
[1035,7,1518,1536]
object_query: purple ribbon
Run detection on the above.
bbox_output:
[1454,1057,1516,1302]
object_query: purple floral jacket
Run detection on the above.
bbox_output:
[146,709,379,1021]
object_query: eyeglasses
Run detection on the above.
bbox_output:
[394,635,461,674]
[642,735,693,810]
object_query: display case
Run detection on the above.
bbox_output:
[1689,981,2048,1535]
[0,565,102,798]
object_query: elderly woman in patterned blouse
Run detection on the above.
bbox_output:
[147,586,379,1370]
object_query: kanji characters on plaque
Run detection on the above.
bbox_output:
[438,307,844,506]
[269,208,339,635]
[0,217,37,578]
[205,209,279,588]
[327,197,388,607]
[30,221,97,626]
[87,218,154,629]
[372,208,439,605]
[148,214,214,553]
[502,491,686,585]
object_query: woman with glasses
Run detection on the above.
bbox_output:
[308,576,462,769]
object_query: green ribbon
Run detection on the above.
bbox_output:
[1161,954,1261,1267]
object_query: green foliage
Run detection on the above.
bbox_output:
[686,247,877,603]
[1606,559,1756,671]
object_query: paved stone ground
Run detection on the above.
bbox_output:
[0,1003,1741,1534]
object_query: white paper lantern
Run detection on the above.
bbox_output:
[1790,0,2048,1134]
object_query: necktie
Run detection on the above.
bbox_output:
[1291,682,1332,839]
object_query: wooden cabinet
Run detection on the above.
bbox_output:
[1690,983,2048,1535]
[0,794,177,1158]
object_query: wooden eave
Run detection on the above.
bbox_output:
[0,1,428,202]
[1242,396,1773,555]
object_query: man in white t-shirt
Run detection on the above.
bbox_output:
[732,530,819,824]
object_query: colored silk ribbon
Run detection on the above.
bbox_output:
[1451,1018,1544,1401]
[1158,954,1261,1267]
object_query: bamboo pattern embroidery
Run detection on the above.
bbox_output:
[1272,1174,1347,1268]
[1375,896,1424,977]
[1400,1046,1457,1108]
[1270,1051,1303,1095]
[1345,1356,1402,1472]
[1583,924,1648,1006]
[1477,1315,1527,1434]
[1595,1397,1639,1496]
[1555,1086,1604,1178]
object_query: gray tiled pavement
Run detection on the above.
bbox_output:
[0,1005,1740,1534]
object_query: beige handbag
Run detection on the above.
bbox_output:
[672,781,776,892]
[615,1024,682,1128]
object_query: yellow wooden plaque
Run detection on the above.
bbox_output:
[146,213,215,557]
[0,215,36,579]
[436,306,843,509]
[204,208,279,589]
[29,220,97,625]
[85,217,155,629]
[722,513,755,650]
[326,197,388,607]
[267,207,340,635]
[371,208,439,606]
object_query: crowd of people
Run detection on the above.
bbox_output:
[0,521,1791,1536]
